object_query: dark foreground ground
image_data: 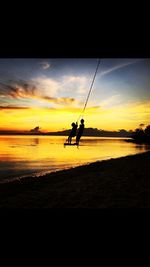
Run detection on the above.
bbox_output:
[0,152,150,208]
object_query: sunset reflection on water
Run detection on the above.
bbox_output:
[0,135,150,183]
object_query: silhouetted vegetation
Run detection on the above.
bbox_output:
[46,128,132,137]
[30,126,41,133]
[131,124,150,143]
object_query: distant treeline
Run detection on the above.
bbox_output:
[47,128,133,137]
[1,125,150,141]
[0,128,133,137]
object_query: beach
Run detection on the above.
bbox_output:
[0,151,150,208]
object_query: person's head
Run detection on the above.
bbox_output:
[71,122,75,127]
[81,119,84,124]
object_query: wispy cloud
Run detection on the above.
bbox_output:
[100,94,123,108]
[0,74,93,108]
[31,76,60,97]
[40,61,51,70]
[36,95,77,106]
[0,81,37,101]
[0,106,29,110]
[0,80,78,107]
[99,59,143,77]
[62,75,90,94]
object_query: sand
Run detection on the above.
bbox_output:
[0,151,150,208]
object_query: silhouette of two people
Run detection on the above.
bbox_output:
[68,119,85,145]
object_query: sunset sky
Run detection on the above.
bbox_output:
[0,58,150,132]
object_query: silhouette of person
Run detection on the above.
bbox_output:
[68,122,78,144]
[76,119,85,145]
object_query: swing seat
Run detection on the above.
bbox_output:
[64,143,78,146]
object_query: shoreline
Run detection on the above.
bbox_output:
[0,151,150,208]
[0,150,147,185]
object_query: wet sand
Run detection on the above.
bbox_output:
[0,151,150,208]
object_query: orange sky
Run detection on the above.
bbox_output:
[0,58,150,132]
[1,101,150,132]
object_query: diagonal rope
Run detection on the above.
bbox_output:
[77,58,101,122]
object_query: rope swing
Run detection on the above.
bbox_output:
[64,59,101,146]
[77,58,101,122]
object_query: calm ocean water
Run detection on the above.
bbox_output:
[0,135,150,183]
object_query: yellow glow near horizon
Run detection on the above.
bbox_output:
[0,101,150,132]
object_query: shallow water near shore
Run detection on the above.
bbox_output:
[0,135,150,183]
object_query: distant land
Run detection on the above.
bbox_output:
[0,128,133,137]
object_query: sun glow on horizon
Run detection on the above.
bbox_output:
[0,58,150,132]
[1,100,150,132]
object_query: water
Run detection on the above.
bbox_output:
[0,135,150,183]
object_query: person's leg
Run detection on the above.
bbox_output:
[69,135,73,144]
[76,134,80,144]
[78,136,81,144]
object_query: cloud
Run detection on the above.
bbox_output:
[40,62,50,70]
[36,95,77,106]
[0,106,29,110]
[0,74,99,109]
[100,95,122,108]
[0,79,56,100]
[0,80,36,99]
[31,76,60,97]
[99,59,143,78]
[62,75,90,94]
[0,80,78,108]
